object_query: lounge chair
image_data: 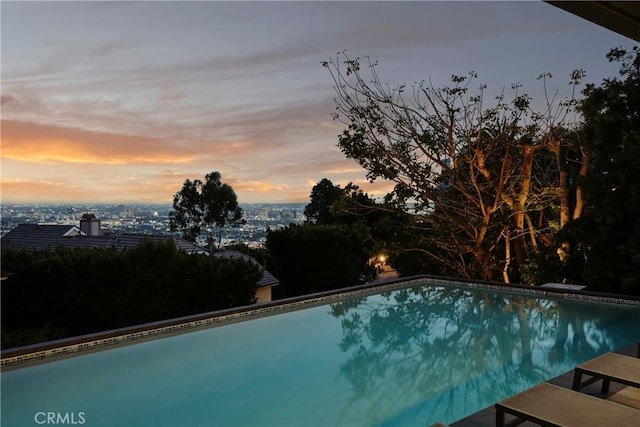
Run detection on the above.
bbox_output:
[494,382,639,427]
[608,386,640,410]
[572,352,640,394]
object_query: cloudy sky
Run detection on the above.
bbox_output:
[1,1,634,204]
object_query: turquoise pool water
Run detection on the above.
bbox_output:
[2,282,639,426]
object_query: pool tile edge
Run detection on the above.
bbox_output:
[2,277,638,369]
[0,278,422,369]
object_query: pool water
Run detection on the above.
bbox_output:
[2,283,639,426]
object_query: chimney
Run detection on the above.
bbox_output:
[80,213,101,236]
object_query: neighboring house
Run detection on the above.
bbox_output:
[212,250,279,303]
[0,224,86,251]
[0,223,208,253]
[1,222,278,303]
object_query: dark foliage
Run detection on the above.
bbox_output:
[225,243,273,272]
[558,46,640,295]
[1,240,261,348]
[169,171,244,243]
[266,224,367,298]
[304,178,345,224]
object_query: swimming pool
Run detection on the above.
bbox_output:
[2,280,639,426]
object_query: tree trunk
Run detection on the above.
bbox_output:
[572,148,591,220]
[550,139,570,262]
[503,227,511,283]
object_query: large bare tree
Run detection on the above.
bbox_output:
[323,54,586,282]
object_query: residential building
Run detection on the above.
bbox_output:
[1,221,278,303]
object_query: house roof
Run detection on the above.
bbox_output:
[213,250,280,288]
[0,224,203,253]
[0,224,85,251]
[1,224,278,288]
[547,1,640,42]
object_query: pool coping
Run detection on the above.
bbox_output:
[2,275,639,369]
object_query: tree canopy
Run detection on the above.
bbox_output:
[323,53,585,283]
[304,178,345,224]
[169,171,244,244]
[266,223,367,298]
[557,46,640,294]
[1,241,261,348]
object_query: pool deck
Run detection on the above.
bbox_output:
[450,342,639,427]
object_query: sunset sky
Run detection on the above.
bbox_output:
[1,1,634,204]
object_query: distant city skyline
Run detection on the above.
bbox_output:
[0,202,309,249]
[1,1,634,204]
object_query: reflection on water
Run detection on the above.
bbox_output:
[329,286,640,425]
[2,283,638,427]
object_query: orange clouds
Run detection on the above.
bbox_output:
[0,175,178,204]
[232,180,292,194]
[0,117,394,204]
[226,179,312,202]
[321,166,364,174]
[1,178,97,203]
[2,120,198,165]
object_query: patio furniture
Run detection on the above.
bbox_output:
[608,386,640,410]
[495,382,640,427]
[572,352,640,394]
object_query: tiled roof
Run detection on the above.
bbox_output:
[1,224,278,288]
[213,250,279,288]
[0,224,84,251]
[0,225,205,253]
